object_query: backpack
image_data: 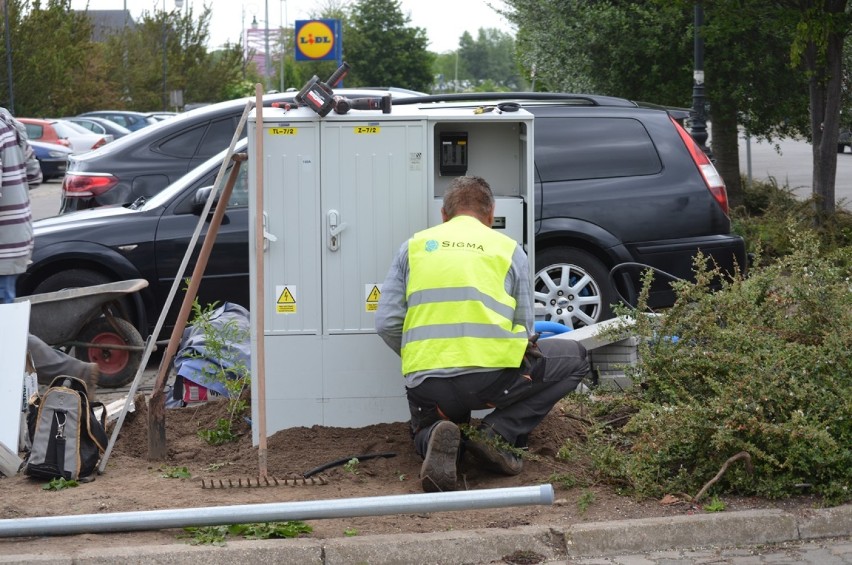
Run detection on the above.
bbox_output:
[24,376,108,481]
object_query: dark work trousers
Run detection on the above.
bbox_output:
[407,338,589,458]
[28,334,89,386]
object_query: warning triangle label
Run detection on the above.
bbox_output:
[367,286,381,302]
[278,288,295,304]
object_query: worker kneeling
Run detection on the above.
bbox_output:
[376,176,589,492]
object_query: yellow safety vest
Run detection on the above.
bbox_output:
[402,215,528,374]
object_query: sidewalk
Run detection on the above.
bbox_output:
[1,503,849,564]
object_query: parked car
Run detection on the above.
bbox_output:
[77,110,161,131]
[148,112,178,121]
[19,118,111,154]
[839,126,851,153]
[29,140,73,181]
[26,93,745,337]
[19,140,252,358]
[392,93,746,325]
[65,116,132,140]
[60,88,424,213]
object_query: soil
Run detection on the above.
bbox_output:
[0,395,826,555]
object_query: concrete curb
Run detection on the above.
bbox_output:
[0,505,849,564]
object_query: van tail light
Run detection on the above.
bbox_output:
[62,172,119,197]
[671,116,729,215]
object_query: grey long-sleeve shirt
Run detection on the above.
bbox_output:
[375,233,534,388]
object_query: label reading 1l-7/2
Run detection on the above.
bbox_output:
[354,126,380,134]
[269,127,297,135]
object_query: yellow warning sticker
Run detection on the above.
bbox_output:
[365,284,381,312]
[269,127,297,135]
[276,285,297,314]
[354,126,380,134]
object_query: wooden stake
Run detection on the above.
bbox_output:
[254,84,269,478]
[146,154,247,460]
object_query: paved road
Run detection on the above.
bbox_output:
[561,536,852,564]
[739,134,852,208]
[29,178,62,220]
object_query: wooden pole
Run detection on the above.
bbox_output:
[254,83,269,478]
[146,154,247,460]
[99,101,250,472]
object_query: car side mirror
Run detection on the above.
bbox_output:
[191,186,219,215]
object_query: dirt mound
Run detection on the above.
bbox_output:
[0,397,823,554]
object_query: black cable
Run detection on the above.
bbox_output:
[497,102,520,112]
[302,451,397,478]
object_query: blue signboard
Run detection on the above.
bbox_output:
[294,19,341,62]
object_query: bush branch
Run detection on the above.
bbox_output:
[692,451,753,504]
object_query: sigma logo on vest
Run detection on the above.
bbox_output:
[424,239,486,252]
[442,240,485,252]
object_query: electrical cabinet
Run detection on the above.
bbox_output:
[248,103,534,442]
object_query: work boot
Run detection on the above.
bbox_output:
[465,426,523,476]
[419,420,460,493]
[80,363,100,403]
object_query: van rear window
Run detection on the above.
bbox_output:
[535,117,661,181]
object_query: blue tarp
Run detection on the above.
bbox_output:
[173,302,251,398]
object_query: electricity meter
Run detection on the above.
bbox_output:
[439,132,468,176]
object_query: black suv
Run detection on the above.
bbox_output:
[397,93,746,326]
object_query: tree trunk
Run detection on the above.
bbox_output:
[805,6,845,218]
[710,98,743,211]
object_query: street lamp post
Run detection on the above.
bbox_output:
[279,0,287,92]
[690,2,710,155]
[4,0,15,114]
[264,0,271,91]
[162,0,184,111]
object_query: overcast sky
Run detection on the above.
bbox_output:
[69,0,514,53]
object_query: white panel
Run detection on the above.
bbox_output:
[258,119,321,335]
[322,398,410,428]
[251,335,324,442]
[0,302,30,453]
[321,121,427,333]
[322,334,406,399]
[432,121,526,198]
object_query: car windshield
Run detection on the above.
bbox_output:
[141,139,248,211]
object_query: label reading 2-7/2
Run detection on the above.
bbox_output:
[354,126,380,134]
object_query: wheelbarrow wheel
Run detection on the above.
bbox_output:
[74,317,144,389]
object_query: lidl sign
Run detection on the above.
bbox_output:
[295,19,341,61]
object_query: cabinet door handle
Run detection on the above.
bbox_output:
[327,209,348,251]
[262,212,278,251]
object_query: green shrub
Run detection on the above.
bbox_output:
[731,177,852,259]
[579,228,851,504]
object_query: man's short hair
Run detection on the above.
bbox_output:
[443,176,495,219]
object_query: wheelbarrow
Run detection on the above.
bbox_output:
[16,279,149,389]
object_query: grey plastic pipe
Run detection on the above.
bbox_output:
[0,484,553,538]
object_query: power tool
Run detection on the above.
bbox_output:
[332,94,392,115]
[294,62,351,117]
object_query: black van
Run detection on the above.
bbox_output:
[395,93,746,327]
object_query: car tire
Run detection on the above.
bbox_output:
[32,268,136,325]
[33,269,112,294]
[73,316,144,388]
[534,247,615,329]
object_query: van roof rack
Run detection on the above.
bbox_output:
[392,92,638,107]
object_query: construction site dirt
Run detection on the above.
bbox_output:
[0,396,827,554]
